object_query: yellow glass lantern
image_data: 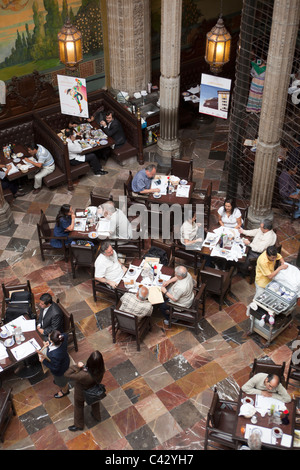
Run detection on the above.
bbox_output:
[58,19,83,69]
[205,17,231,74]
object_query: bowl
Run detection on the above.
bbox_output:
[88,231,98,239]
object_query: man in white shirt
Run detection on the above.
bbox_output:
[238,220,277,276]
[65,129,107,176]
[94,240,127,288]
[25,142,55,194]
[101,201,132,239]
[160,266,194,324]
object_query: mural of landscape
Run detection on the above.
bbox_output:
[0,0,104,81]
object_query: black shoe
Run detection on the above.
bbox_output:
[95,170,108,175]
[68,425,83,432]
[54,389,70,399]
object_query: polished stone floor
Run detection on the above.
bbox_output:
[0,118,300,450]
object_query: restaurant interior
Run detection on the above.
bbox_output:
[0,0,300,452]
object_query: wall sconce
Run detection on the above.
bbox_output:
[58,19,83,69]
[205,16,231,75]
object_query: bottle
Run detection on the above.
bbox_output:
[147,82,152,94]
[148,130,153,144]
[136,108,141,120]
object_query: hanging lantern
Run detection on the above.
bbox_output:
[58,19,83,69]
[205,16,231,74]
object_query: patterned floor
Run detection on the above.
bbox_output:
[0,119,300,450]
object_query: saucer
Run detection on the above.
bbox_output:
[4,337,14,347]
[0,330,8,339]
[153,193,161,198]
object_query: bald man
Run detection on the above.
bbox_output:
[119,286,153,320]
[242,373,291,403]
[160,265,195,324]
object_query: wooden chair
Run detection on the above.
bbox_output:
[0,388,16,443]
[168,284,206,333]
[112,237,142,262]
[1,281,36,323]
[123,170,147,204]
[192,181,212,231]
[286,361,300,388]
[150,239,174,267]
[111,307,151,351]
[90,191,113,207]
[204,387,239,450]
[168,157,193,181]
[237,206,249,229]
[198,261,235,310]
[56,299,78,352]
[70,243,97,279]
[92,277,119,304]
[37,210,68,261]
[272,175,298,221]
[249,358,286,387]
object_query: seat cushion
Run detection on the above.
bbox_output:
[112,142,137,161]
[43,167,66,188]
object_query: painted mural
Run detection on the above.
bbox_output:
[0,0,104,81]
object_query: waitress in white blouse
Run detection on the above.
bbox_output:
[217,198,242,229]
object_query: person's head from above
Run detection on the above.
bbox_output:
[184,210,196,224]
[260,219,273,233]
[86,350,105,379]
[264,373,280,391]
[223,197,236,215]
[266,245,278,262]
[65,129,75,139]
[27,142,38,156]
[285,161,298,175]
[145,164,157,179]
[49,330,64,346]
[175,265,188,279]
[105,110,115,124]
[101,201,116,219]
[247,429,262,450]
[137,286,149,301]
[56,204,72,220]
[39,293,53,309]
[68,121,78,129]
[100,240,114,257]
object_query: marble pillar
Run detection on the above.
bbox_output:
[0,185,14,232]
[105,0,151,95]
[248,0,300,227]
[156,0,182,161]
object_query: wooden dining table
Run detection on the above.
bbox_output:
[0,144,38,181]
[233,392,296,450]
[0,316,44,380]
[148,181,195,206]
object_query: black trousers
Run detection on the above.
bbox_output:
[1,178,18,194]
[70,153,102,174]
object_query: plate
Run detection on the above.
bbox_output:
[0,330,8,339]
[4,338,14,347]
[242,396,254,406]
[180,179,187,185]
[271,427,283,439]
[128,268,136,276]
[17,152,23,158]
[100,139,108,145]
[182,92,190,97]
[153,193,161,198]
[13,158,20,163]
[88,232,98,239]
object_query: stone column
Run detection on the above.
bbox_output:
[248,0,300,226]
[156,0,182,161]
[105,0,151,95]
[0,185,14,232]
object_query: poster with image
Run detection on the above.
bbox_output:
[57,75,89,118]
[199,73,231,119]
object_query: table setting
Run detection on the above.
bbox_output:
[236,393,295,449]
[150,174,193,203]
[58,123,110,152]
[202,226,247,261]
[1,145,37,177]
[72,206,111,240]
[0,316,42,371]
[118,258,172,305]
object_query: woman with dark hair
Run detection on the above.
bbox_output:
[180,211,202,247]
[217,197,242,229]
[65,351,105,431]
[37,330,70,398]
[50,204,75,248]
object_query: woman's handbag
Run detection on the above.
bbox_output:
[83,383,106,405]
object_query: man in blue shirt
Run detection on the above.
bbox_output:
[131,164,160,195]
[25,143,55,194]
